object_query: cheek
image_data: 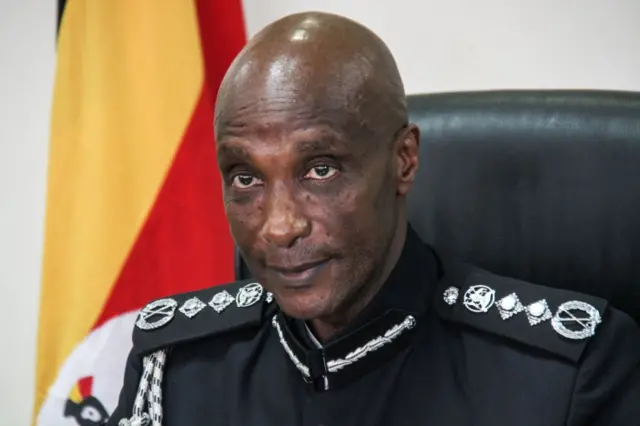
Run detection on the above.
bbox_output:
[225,200,264,245]
[309,184,375,239]
[330,176,395,241]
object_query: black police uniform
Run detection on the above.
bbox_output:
[107,227,640,426]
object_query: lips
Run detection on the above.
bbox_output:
[266,258,331,286]
[269,258,329,274]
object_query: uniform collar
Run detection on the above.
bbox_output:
[271,225,441,391]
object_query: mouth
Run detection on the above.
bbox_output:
[267,258,331,286]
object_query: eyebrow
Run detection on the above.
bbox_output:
[294,137,344,156]
[217,144,250,161]
[218,134,345,160]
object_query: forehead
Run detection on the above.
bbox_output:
[214,49,377,140]
[213,53,386,162]
[215,90,370,161]
[216,121,353,164]
[217,84,352,136]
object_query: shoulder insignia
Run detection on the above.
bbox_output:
[132,280,275,355]
[434,263,608,363]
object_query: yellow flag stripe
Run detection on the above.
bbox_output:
[34,0,204,417]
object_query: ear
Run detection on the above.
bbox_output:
[395,124,420,196]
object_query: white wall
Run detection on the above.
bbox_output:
[0,0,56,425]
[1,0,639,424]
[242,0,640,93]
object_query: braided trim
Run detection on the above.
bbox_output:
[117,349,168,426]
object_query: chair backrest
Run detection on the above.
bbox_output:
[406,90,640,324]
[234,90,640,325]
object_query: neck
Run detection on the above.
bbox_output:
[309,220,408,342]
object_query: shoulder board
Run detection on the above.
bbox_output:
[132,280,276,356]
[434,263,608,363]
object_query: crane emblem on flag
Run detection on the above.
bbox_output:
[64,376,108,426]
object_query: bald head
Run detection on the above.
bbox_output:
[214,12,407,142]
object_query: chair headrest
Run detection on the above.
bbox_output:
[406,90,640,324]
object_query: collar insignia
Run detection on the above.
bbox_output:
[272,311,418,391]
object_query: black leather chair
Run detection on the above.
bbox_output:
[236,90,640,325]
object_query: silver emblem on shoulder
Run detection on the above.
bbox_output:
[495,293,524,320]
[524,299,552,325]
[136,298,178,330]
[551,300,602,340]
[179,297,206,318]
[236,282,264,308]
[265,292,274,303]
[209,290,235,313]
[443,286,459,305]
[463,285,496,313]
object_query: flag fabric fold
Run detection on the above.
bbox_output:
[34,1,245,424]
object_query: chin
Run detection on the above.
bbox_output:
[272,288,333,320]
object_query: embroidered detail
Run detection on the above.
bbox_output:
[209,290,235,313]
[136,299,178,330]
[495,293,524,320]
[326,315,417,373]
[463,285,496,313]
[236,283,264,308]
[443,286,459,305]
[274,314,417,381]
[551,300,602,340]
[179,297,206,318]
[272,315,310,377]
[525,299,552,326]
[119,349,167,426]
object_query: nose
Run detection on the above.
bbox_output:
[260,183,310,248]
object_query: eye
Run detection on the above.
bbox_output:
[304,165,338,181]
[231,174,263,189]
[81,406,103,422]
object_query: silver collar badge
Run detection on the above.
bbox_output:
[178,297,206,318]
[463,285,496,313]
[236,282,263,308]
[135,298,178,330]
[209,290,235,313]
[551,300,602,340]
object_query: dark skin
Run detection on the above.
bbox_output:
[214,12,420,341]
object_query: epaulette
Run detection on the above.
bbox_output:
[434,263,608,363]
[131,279,276,356]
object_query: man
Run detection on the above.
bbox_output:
[108,12,640,426]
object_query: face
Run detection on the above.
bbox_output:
[216,87,419,320]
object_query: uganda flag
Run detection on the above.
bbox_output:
[33,1,245,424]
